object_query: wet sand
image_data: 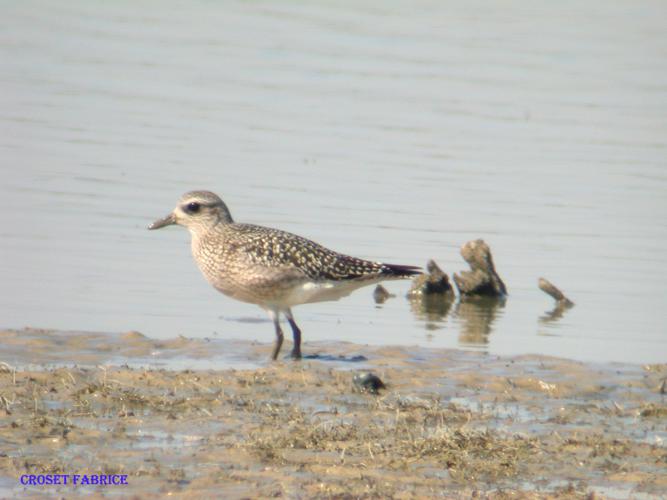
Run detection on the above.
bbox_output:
[1,328,666,498]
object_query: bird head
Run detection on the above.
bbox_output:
[148,190,233,233]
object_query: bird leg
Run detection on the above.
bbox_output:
[285,309,302,359]
[269,311,284,361]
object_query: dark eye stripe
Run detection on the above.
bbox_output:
[182,200,222,214]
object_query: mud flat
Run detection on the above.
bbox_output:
[1,328,666,498]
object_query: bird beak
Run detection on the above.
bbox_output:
[148,212,176,230]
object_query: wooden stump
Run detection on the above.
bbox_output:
[453,240,507,297]
[407,259,454,297]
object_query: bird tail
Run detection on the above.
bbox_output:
[380,263,422,278]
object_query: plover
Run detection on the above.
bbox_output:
[148,191,420,360]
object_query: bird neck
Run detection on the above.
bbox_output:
[217,202,234,224]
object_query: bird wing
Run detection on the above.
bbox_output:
[229,224,387,282]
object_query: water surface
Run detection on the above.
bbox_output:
[1,1,666,364]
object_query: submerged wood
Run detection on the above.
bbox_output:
[453,240,507,297]
[538,278,574,307]
[407,260,454,297]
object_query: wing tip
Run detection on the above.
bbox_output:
[381,263,422,278]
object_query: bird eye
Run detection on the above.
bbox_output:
[185,202,201,213]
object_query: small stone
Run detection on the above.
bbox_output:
[373,284,395,304]
[353,372,386,394]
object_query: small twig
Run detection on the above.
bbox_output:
[97,365,108,387]
[0,395,13,412]
[0,362,16,385]
[190,379,216,394]
[107,378,137,388]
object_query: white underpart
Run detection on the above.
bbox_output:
[271,276,399,309]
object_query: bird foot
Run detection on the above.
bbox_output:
[287,350,302,361]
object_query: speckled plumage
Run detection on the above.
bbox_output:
[149,190,420,360]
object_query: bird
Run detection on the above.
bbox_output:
[148,190,420,360]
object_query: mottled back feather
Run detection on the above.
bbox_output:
[215,223,417,281]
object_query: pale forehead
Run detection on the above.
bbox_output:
[178,190,222,204]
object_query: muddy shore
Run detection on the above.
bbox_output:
[1,328,666,498]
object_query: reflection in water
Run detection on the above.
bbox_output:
[455,297,506,346]
[408,295,454,331]
[539,302,574,325]
[409,294,506,345]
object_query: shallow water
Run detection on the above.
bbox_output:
[1,1,666,364]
